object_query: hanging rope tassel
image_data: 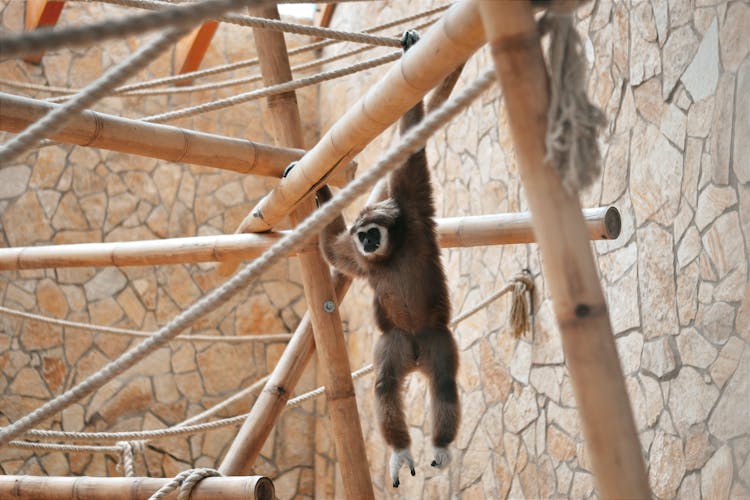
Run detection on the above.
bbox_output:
[544,13,607,195]
[509,271,534,338]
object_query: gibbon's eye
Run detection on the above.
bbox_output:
[358,232,367,243]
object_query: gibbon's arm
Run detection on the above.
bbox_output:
[389,102,435,219]
[316,186,366,277]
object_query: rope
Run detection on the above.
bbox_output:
[8,440,122,453]
[148,467,221,500]
[0,67,496,449]
[0,0,270,58]
[142,51,401,122]
[544,13,606,195]
[0,25,189,166]
[14,270,532,445]
[84,0,402,48]
[117,440,144,476]
[0,305,292,343]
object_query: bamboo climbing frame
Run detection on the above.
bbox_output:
[478,1,651,498]
[0,207,621,270]
[0,475,274,500]
[0,1,650,498]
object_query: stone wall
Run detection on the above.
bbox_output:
[0,1,319,495]
[317,1,749,498]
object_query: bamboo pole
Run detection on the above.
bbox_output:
[221,10,375,500]
[477,2,650,498]
[0,207,620,270]
[0,475,274,500]
[0,93,354,186]
[234,0,486,233]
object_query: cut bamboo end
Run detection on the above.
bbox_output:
[0,207,620,270]
[0,475,274,500]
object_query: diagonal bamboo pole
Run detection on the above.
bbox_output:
[0,93,354,186]
[0,207,621,270]
[233,0,486,234]
[0,475,274,500]
[220,9,374,499]
[477,2,650,498]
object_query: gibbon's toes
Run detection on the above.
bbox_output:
[282,161,297,178]
[431,447,451,469]
[389,448,415,488]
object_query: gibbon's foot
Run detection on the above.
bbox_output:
[389,448,415,488]
[431,447,451,469]
[400,29,420,52]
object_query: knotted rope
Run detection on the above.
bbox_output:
[544,13,606,195]
[148,468,221,500]
[117,440,144,477]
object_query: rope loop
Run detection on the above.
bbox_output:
[148,468,222,500]
[117,440,144,477]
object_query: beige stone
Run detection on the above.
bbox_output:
[84,267,127,302]
[710,73,735,185]
[629,8,661,85]
[117,287,146,327]
[88,297,124,327]
[642,337,677,378]
[708,347,750,441]
[637,224,678,338]
[698,301,735,344]
[701,446,733,500]
[42,355,66,393]
[0,165,31,199]
[669,366,719,434]
[630,122,683,225]
[9,367,51,398]
[676,327,717,369]
[2,191,53,246]
[677,225,701,269]
[615,331,644,375]
[30,146,66,189]
[685,425,713,470]
[153,165,181,209]
[663,25,700,98]
[734,59,750,184]
[695,184,737,231]
[503,385,538,434]
[710,336,744,388]
[718,2,750,72]
[196,342,257,395]
[676,260,699,326]
[649,430,686,499]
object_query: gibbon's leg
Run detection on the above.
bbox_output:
[374,329,417,487]
[416,327,460,468]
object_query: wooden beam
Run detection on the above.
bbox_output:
[174,21,220,85]
[0,475,274,500]
[0,93,354,186]
[477,2,651,498]
[23,0,65,63]
[220,8,374,500]
[234,0,486,233]
[0,207,621,270]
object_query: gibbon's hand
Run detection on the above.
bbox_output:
[431,446,451,469]
[389,448,415,488]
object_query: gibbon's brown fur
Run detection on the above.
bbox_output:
[316,83,459,486]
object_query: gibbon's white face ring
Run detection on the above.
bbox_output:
[354,223,389,259]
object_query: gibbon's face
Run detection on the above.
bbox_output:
[351,199,400,261]
[354,223,389,259]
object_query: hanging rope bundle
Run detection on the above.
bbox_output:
[148,467,222,500]
[508,270,534,337]
[544,14,606,195]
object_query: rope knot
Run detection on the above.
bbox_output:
[149,467,222,500]
[117,440,144,477]
[509,270,534,338]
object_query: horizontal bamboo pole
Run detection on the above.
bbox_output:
[0,207,620,270]
[0,93,354,186]
[0,475,274,500]
[478,1,650,498]
[236,0,486,233]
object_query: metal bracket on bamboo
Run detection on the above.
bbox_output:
[0,207,620,270]
[0,92,355,187]
[0,475,274,500]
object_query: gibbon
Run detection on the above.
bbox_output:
[316,30,459,489]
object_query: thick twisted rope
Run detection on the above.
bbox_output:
[117,440,144,476]
[0,305,292,343]
[0,0,269,58]
[7,440,122,453]
[0,25,190,166]
[14,269,531,446]
[85,0,402,47]
[0,67,496,449]
[148,467,221,500]
[142,51,400,122]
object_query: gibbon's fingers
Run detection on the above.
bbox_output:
[431,446,451,469]
[389,448,416,488]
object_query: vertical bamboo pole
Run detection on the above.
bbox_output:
[477,2,650,498]
[221,8,374,499]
